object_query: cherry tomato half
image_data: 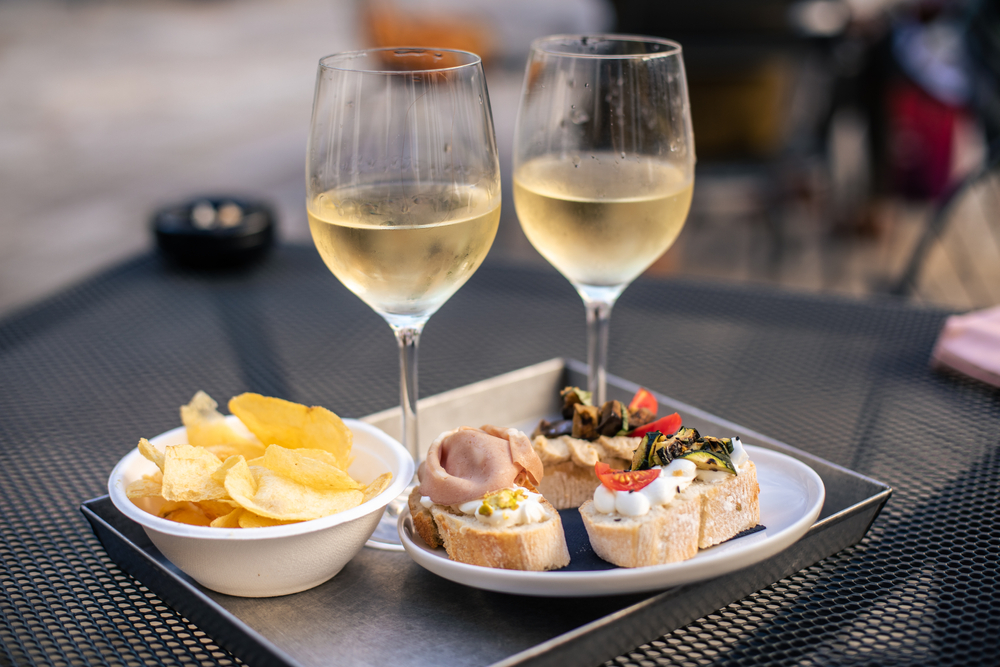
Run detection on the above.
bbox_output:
[628,388,658,414]
[595,461,660,492]
[629,412,682,438]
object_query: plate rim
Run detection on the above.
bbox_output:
[398,445,825,596]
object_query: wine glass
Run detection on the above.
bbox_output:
[513,35,695,404]
[306,48,501,549]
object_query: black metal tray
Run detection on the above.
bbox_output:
[81,359,891,667]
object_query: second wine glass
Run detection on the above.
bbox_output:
[306,48,501,548]
[513,35,695,404]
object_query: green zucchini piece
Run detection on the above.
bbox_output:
[677,449,737,474]
[662,427,700,460]
[695,436,731,456]
[630,431,659,471]
[647,433,673,467]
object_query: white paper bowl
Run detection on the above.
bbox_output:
[108,417,414,598]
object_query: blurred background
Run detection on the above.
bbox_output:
[1,0,997,317]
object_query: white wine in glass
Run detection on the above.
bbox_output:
[307,48,501,549]
[309,182,500,320]
[513,35,695,404]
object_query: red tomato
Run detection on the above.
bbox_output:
[629,412,682,438]
[595,461,660,492]
[628,388,658,414]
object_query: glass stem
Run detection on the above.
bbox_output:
[584,296,615,405]
[394,324,423,463]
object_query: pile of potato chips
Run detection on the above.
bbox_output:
[126,391,392,528]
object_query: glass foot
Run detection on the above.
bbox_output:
[364,483,414,551]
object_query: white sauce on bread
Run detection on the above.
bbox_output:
[593,437,752,517]
[420,486,549,528]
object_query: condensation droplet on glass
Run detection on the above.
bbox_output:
[443,142,451,153]
[572,155,581,168]
[479,95,483,105]
[584,82,590,88]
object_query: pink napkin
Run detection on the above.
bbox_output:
[932,306,1000,386]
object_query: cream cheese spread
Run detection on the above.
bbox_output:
[592,437,752,516]
[421,486,548,528]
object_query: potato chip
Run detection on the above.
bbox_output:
[138,438,164,471]
[159,501,213,526]
[228,393,352,469]
[130,391,386,530]
[211,455,245,484]
[362,472,393,504]
[210,508,244,528]
[196,499,239,518]
[222,457,259,500]
[280,447,339,468]
[262,445,360,491]
[126,475,163,499]
[181,391,265,459]
[205,441,266,462]
[224,460,362,521]
[237,512,298,528]
[161,444,228,502]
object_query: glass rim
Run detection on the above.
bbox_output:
[318,47,482,74]
[530,33,682,59]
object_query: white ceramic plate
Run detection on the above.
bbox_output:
[398,445,824,597]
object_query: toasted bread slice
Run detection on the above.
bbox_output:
[688,460,760,548]
[408,486,444,549]
[407,487,570,571]
[536,461,605,510]
[532,434,635,509]
[579,485,702,567]
[579,461,760,567]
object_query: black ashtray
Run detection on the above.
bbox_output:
[153,196,275,269]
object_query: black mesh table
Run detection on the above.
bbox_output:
[2,245,996,665]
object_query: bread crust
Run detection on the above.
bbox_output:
[408,486,443,549]
[535,461,604,510]
[691,461,760,548]
[532,434,636,509]
[407,487,570,571]
[579,461,760,567]
[579,488,701,567]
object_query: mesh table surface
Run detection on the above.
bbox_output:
[1,245,997,666]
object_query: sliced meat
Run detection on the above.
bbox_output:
[418,426,544,505]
